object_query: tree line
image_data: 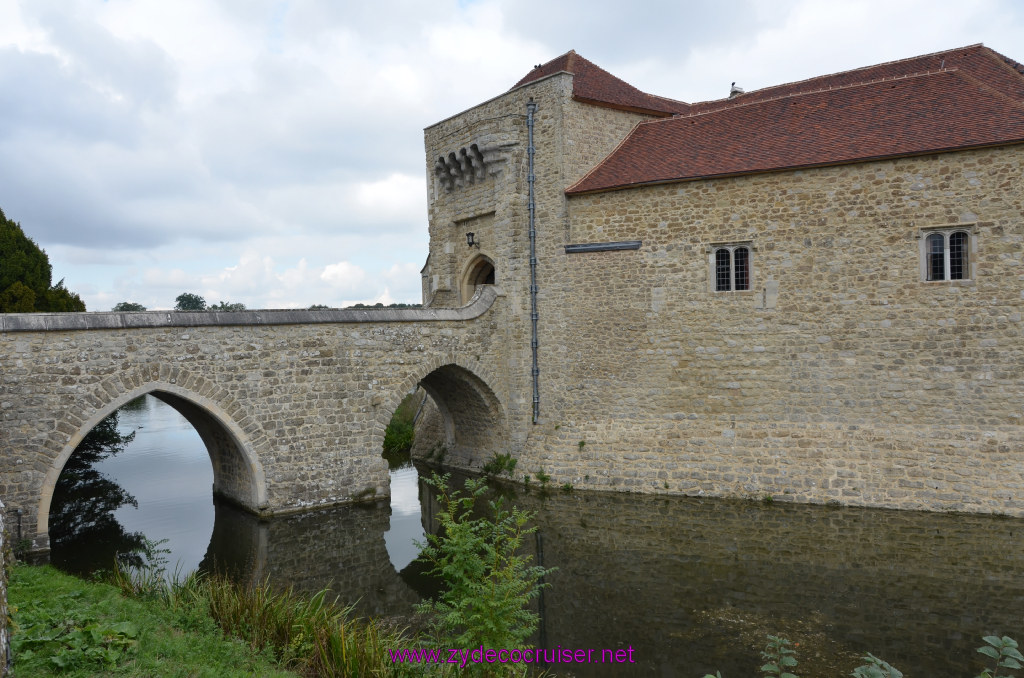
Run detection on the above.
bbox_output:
[112,296,421,312]
[113,295,248,313]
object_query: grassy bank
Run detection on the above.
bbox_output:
[8,564,477,677]
[8,564,299,677]
[8,474,551,677]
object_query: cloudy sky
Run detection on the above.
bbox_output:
[1,0,1022,311]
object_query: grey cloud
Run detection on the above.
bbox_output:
[22,0,177,110]
[494,0,778,69]
[193,60,424,187]
[0,49,142,144]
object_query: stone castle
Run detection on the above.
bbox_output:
[415,44,1024,515]
[2,45,1024,554]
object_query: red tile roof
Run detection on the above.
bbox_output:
[565,45,1024,195]
[513,50,687,117]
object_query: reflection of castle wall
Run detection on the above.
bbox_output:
[201,500,267,580]
[419,474,1024,676]
[248,501,420,618]
[524,490,1024,676]
[208,471,1024,675]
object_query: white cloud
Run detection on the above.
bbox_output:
[320,261,368,290]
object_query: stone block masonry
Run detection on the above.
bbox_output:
[0,288,513,551]
[524,145,1024,514]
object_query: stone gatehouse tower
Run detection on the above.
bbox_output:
[418,45,1024,515]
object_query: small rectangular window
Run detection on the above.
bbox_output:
[921,228,973,282]
[710,242,753,293]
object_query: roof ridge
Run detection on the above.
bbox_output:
[538,49,577,71]
[684,67,962,118]
[646,92,691,108]
[692,43,984,109]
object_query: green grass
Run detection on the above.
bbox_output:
[9,563,299,677]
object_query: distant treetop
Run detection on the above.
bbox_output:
[112,302,147,312]
[174,293,206,311]
[208,301,246,312]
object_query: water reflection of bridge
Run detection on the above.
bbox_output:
[204,487,429,619]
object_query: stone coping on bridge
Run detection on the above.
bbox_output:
[0,286,501,332]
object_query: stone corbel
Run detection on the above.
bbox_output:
[434,139,516,192]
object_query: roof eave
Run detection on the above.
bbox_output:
[565,138,1024,196]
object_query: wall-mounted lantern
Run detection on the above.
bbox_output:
[466,232,478,248]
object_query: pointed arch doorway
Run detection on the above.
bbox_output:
[460,254,496,305]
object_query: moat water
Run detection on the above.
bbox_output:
[50,395,1024,676]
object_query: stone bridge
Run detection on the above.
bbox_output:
[0,286,514,550]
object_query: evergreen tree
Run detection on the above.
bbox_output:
[0,207,86,312]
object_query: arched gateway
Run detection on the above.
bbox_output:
[376,355,509,470]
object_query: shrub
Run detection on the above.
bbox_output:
[482,453,518,477]
[415,473,554,650]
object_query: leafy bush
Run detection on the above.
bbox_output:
[852,653,903,677]
[977,635,1024,678]
[415,473,554,650]
[761,635,798,678]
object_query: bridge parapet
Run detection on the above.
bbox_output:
[0,286,500,332]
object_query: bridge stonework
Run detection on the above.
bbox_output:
[0,289,511,550]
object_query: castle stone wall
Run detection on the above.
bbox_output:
[517,144,1024,514]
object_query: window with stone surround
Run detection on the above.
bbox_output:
[709,243,752,292]
[919,227,974,282]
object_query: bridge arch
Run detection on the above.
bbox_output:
[38,371,268,543]
[376,354,509,469]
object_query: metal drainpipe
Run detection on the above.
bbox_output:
[526,99,540,424]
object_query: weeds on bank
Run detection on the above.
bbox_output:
[111,556,417,677]
[482,452,518,477]
[702,633,1024,678]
